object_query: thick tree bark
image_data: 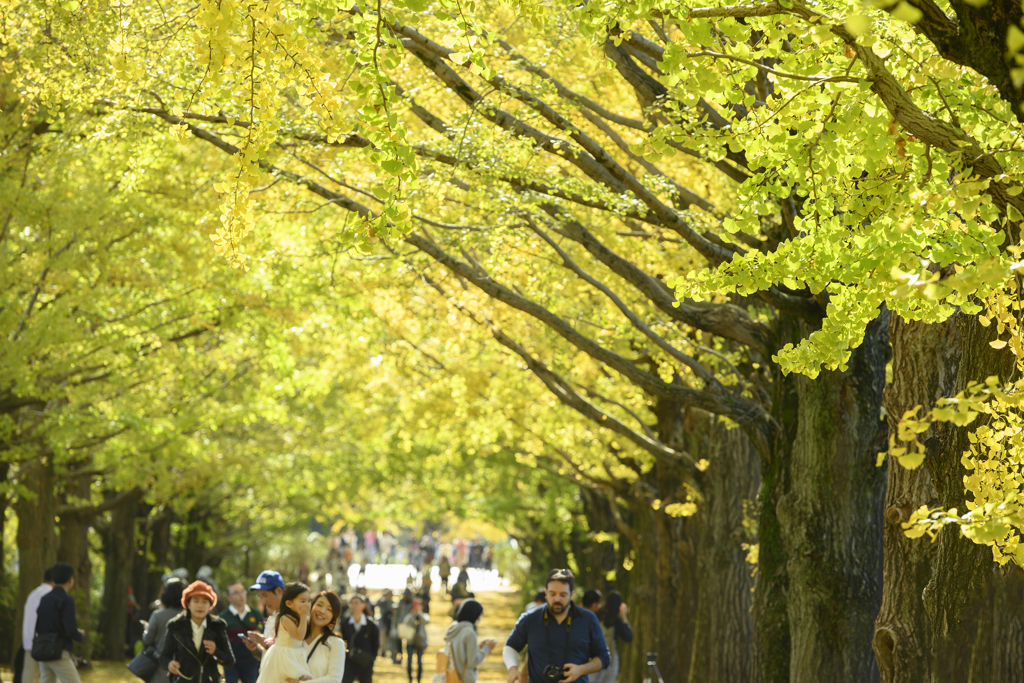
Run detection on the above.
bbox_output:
[145,509,174,608]
[687,420,758,683]
[623,499,698,683]
[573,489,619,593]
[58,474,96,659]
[12,457,59,660]
[872,316,960,683]
[99,492,139,660]
[776,316,889,683]
[926,313,1024,682]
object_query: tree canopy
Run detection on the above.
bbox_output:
[6,0,1024,680]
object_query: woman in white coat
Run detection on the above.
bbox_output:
[289,592,345,683]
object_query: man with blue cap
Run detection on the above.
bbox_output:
[243,570,285,657]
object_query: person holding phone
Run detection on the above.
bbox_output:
[221,583,264,683]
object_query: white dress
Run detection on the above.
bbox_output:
[256,621,311,683]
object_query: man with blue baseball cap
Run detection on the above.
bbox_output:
[244,570,285,657]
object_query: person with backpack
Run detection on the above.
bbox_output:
[400,600,429,683]
[589,592,631,683]
[33,563,84,683]
[442,600,496,683]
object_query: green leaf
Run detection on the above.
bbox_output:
[891,2,923,24]
[845,14,872,36]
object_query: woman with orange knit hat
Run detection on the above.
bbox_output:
[159,581,234,683]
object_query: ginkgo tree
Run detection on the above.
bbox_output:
[10,0,1024,680]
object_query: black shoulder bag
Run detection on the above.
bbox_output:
[32,598,67,663]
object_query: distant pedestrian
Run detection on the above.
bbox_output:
[340,595,378,683]
[418,575,432,615]
[581,590,602,613]
[522,590,545,614]
[444,599,497,683]
[376,591,395,659]
[391,589,414,664]
[400,600,429,683]
[20,566,55,683]
[502,569,610,683]
[159,581,234,683]
[438,557,451,595]
[221,583,263,683]
[589,592,632,683]
[34,563,84,683]
[142,578,186,683]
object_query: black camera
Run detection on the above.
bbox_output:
[543,665,566,682]
[646,653,658,666]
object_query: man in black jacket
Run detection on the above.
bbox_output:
[340,595,378,683]
[35,563,84,683]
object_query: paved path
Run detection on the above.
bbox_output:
[0,589,523,683]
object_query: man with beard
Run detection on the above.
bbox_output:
[502,569,609,683]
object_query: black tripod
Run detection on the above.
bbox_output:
[643,653,665,683]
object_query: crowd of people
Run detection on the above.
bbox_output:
[16,553,631,683]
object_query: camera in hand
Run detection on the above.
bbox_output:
[543,665,566,682]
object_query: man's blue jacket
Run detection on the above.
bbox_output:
[506,603,610,683]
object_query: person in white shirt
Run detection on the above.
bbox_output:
[302,592,346,683]
[21,567,55,683]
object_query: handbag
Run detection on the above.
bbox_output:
[349,645,374,668]
[127,647,159,681]
[434,640,460,683]
[31,633,64,663]
[397,623,416,641]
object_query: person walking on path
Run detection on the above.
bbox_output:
[221,583,264,683]
[502,569,609,683]
[401,600,429,683]
[340,595,378,683]
[142,579,186,683]
[438,557,451,595]
[254,583,312,683]
[376,591,394,659]
[443,599,497,683]
[303,592,346,683]
[159,581,234,683]
[588,592,631,683]
[34,563,84,683]
[391,589,414,664]
[418,576,432,616]
[20,566,55,683]
[580,591,602,614]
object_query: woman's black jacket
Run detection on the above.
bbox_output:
[158,612,235,683]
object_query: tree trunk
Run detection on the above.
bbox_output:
[59,476,96,659]
[622,498,698,683]
[687,421,759,683]
[872,316,960,683]
[776,316,889,683]
[12,456,59,660]
[99,492,139,660]
[145,508,174,608]
[926,313,1024,682]
[572,489,618,593]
